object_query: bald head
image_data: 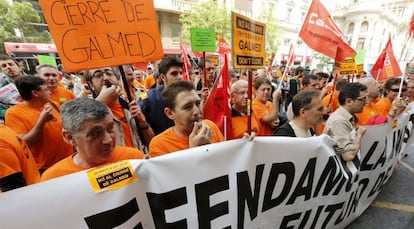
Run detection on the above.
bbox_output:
[358,78,380,99]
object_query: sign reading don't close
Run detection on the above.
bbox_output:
[232,12,265,69]
[39,0,164,72]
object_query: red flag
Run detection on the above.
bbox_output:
[410,12,414,38]
[370,37,402,81]
[132,62,148,72]
[299,0,356,62]
[287,43,295,66]
[203,54,232,139]
[180,39,192,80]
[217,34,232,54]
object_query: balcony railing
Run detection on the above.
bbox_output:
[154,0,197,12]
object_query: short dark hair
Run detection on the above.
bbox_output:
[335,78,348,91]
[254,77,271,90]
[158,56,183,75]
[15,76,45,100]
[384,78,405,90]
[162,80,195,110]
[316,72,329,79]
[338,83,367,105]
[0,54,18,64]
[302,74,319,87]
[292,90,321,116]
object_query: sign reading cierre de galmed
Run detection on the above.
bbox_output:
[232,12,266,69]
[39,0,164,72]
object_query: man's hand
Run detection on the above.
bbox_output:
[39,104,56,124]
[96,85,121,104]
[357,126,366,138]
[129,100,146,124]
[272,87,282,101]
[189,121,212,148]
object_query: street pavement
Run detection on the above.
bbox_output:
[346,149,414,229]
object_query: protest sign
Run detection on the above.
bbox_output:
[39,0,164,72]
[232,12,266,69]
[190,28,216,52]
[37,55,58,67]
[0,115,409,228]
[339,58,358,75]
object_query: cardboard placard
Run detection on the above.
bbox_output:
[39,0,164,71]
[190,28,216,52]
[232,12,266,69]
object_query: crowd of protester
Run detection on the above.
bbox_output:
[0,53,412,192]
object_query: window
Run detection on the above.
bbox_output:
[360,21,369,32]
[285,9,292,22]
[348,23,354,34]
[357,37,365,50]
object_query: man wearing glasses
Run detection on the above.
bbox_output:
[230,80,262,139]
[85,67,154,152]
[324,83,367,162]
[375,78,408,118]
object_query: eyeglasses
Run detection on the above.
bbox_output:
[390,88,407,93]
[233,91,248,95]
[91,70,115,79]
[355,97,367,103]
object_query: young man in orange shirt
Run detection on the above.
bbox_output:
[149,80,224,158]
[5,76,73,172]
[0,125,40,191]
[36,64,75,105]
[41,98,145,181]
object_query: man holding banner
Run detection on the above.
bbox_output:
[324,83,367,161]
[41,98,145,181]
[149,80,224,158]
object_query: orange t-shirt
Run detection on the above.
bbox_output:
[50,87,75,105]
[149,119,224,158]
[5,103,73,170]
[0,125,40,186]
[231,111,262,139]
[108,103,134,147]
[323,92,340,113]
[41,146,144,181]
[144,74,156,89]
[356,103,380,125]
[375,97,392,116]
[252,98,274,136]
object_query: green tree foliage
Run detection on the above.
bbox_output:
[179,0,231,44]
[0,0,51,53]
[256,2,282,56]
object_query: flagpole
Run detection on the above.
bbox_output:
[278,50,294,90]
[375,68,382,82]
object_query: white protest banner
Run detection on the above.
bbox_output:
[0,115,408,228]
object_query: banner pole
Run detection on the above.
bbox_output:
[247,70,252,135]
